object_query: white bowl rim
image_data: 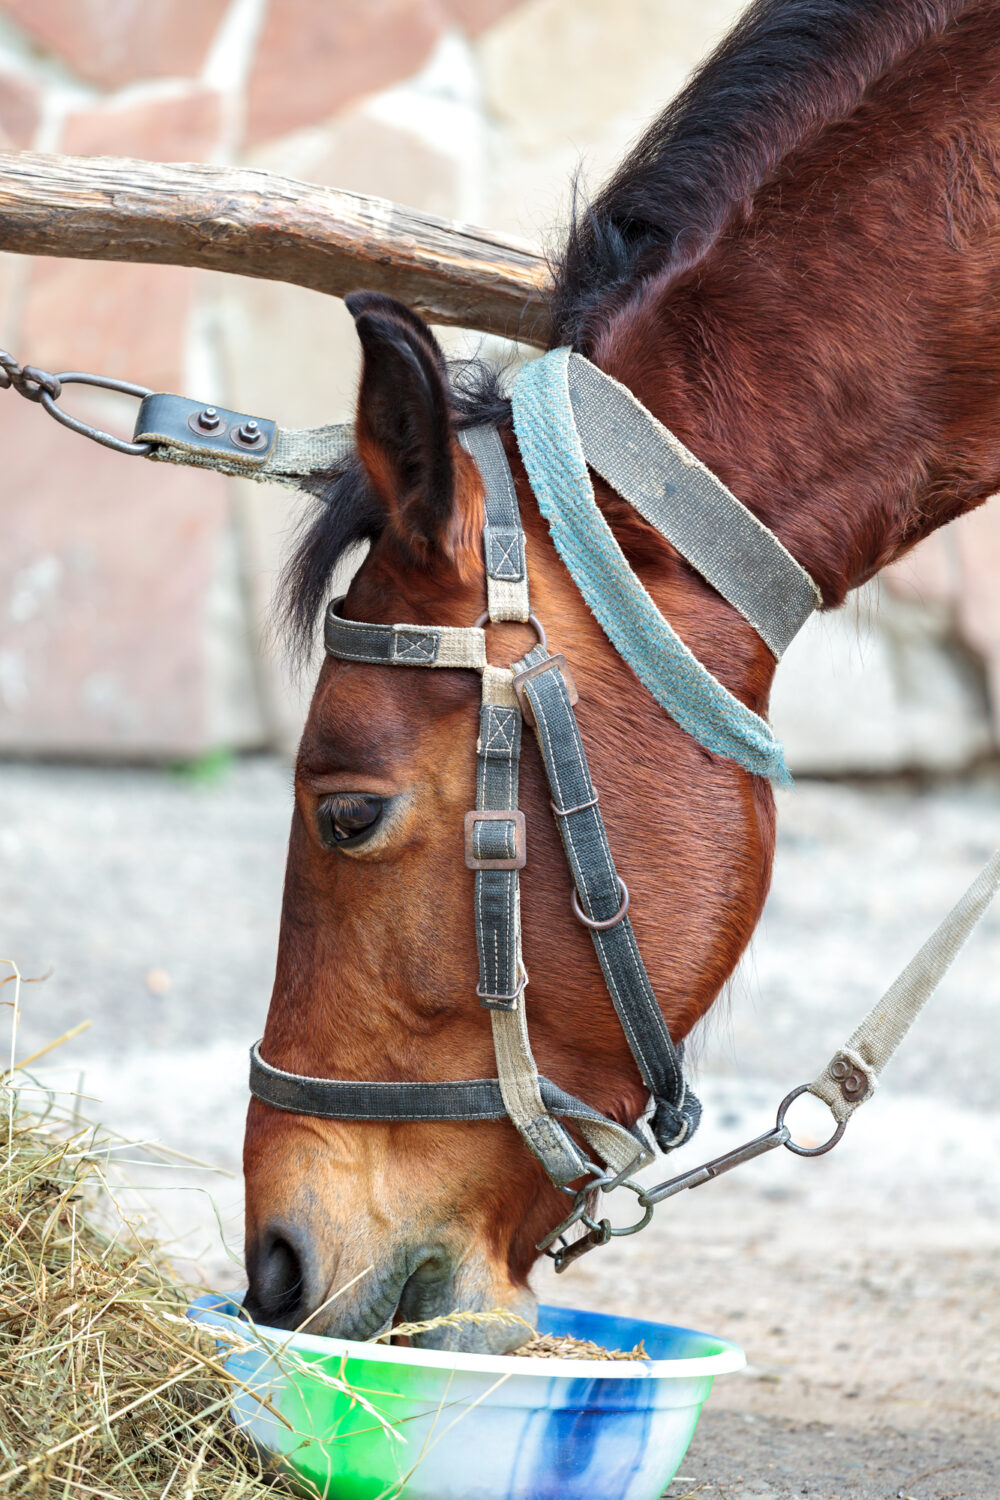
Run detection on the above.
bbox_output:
[190,1298,746,1383]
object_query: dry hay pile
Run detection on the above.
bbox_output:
[0,1088,645,1500]
[0,1087,290,1500]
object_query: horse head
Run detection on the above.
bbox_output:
[241,290,776,1347]
[243,0,1000,1348]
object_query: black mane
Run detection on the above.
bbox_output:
[549,0,966,350]
[282,0,967,656]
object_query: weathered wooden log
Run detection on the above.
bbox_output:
[0,151,552,344]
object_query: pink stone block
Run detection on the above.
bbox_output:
[0,70,40,147]
[61,87,224,162]
[0,397,231,757]
[245,0,445,146]
[444,0,526,36]
[0,0,229,90]
[18,260,198,395]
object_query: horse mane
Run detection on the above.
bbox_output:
[282,0,972,657]
[549,0,970,350]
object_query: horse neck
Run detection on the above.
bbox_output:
[590,3,1000,613]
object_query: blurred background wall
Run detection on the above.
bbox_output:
[1,0,998,772]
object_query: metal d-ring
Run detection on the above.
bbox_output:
[474,610,547,651]
[572,876,630,931]
[776,1084,847,1157]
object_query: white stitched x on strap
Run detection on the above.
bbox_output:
[460,426,530,623]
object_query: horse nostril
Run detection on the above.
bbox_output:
[245,1226,309,1328]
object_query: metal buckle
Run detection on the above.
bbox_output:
[511,654,579,727]
[463,809,527,870]
[476,973,527,1011]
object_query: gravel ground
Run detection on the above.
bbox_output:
[2,757,998,1499]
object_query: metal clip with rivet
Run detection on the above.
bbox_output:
[135,393,276,463]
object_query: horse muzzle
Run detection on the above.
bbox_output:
[243,1215,536,1352]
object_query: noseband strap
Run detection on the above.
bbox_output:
[251,351,823,1240]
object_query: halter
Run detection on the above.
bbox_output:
[4,336,996,1270]
[249,348,822,1266]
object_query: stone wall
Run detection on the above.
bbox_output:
[1,0,997,770]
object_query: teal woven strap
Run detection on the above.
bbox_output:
[510,347,791,784]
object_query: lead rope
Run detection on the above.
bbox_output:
[623,845,1000,1259]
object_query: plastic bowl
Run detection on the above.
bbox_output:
[188,1294,744,1500]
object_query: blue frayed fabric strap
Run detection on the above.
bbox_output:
[510,347,792,785]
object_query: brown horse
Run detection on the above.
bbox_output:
[243,0,1000,1348]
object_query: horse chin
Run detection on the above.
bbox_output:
[308,1250,538,1354]
[397,1254,537,1353]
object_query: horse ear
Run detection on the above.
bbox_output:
[345,291,461,567]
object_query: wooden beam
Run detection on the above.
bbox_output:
[0,151,552,345]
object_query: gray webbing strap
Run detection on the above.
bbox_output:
[460,426,530,622]
[565,353,821,659]
[460,434,647,1182]
[471,673,644,1182]
[143,412,355,489]
[472,688,525,1013]
[515,644,701,1152]
[810,848,1000,1123]
[324,602,486,671]
[249,1041,649,1143]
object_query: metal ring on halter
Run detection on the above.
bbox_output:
[583,1179,655,1239]
[474,610,547,651]
[776,1084,847,1157]
[572,876,630,931]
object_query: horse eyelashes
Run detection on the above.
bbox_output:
[317,794,384,849]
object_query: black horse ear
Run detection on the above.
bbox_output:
[345,291,456,566]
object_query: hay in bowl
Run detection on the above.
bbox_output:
[190,1294,745,1500]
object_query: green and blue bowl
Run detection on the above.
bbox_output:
[188,1294,744,1500]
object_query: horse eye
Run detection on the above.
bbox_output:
[317,794,384,848]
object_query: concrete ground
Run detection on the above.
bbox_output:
[2,757,998,1499]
